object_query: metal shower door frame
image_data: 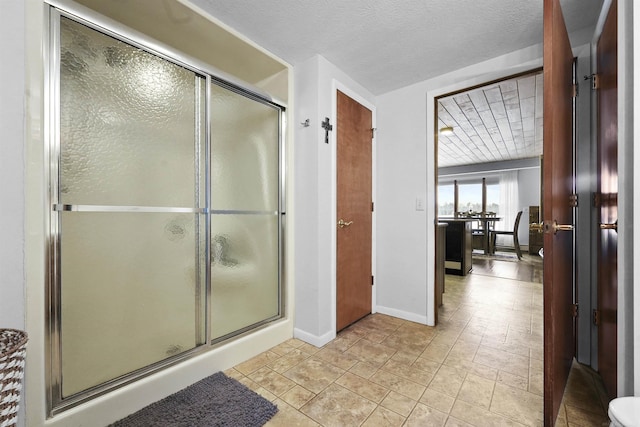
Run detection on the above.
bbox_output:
[44,2,286,415]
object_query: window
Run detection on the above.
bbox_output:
[438,184,454,216]
[458,182,483,213]
[486,183,500,213]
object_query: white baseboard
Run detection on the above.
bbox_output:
[375,305,428,325]
[293,328,335,348]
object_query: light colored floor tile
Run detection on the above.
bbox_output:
[474,345,530,377]
[380,358,435,385]
[335,371,389,403]
[297,342,322,355]
[300,383,377,426]
[323,334,360,352]
[457,373,496,409]
[490,383,543,427]
[565,403,610,427]
[420,388,455,414]
[345,339,397,366]
[370,369,426,401]
[421,342,453,363]
[391,350,421,365]
[429,364,467,398]
[248,366,298,396]
[281,384,316,409]
[404,403,448,427]
[443,352,498,381]
[380,390,417,417]
[235,350,281,375]
[266,399,320,427]
[314,347,360,370]
[230,259,607,427]
[361,406,406,427]
[270,341,298,356]
[451,400,527,427]
[447,340,480,362]
[268,348,311,373]
[497,370,529,391]
[528,366,543,396]
[412,356,442,374]
[445,416,476,427]
[349,361,379,379]
[283,358,345,394]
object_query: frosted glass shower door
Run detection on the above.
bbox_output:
[55,17,206,398]
[210,84,282,340]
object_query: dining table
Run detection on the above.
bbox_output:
[442,214,502,255]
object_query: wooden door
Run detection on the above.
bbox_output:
[542,0,576,424]
[596,0,618,400]
[336,90,373,331]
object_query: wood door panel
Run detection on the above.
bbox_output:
[337,90,372,331]
[543,0,575,424]
[597,0,618,400]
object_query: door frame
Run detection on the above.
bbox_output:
[330,80,377,333]
[426,61,543,325]
[591,0,635,397]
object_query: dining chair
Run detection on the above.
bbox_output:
[471,211,495,252]
[490,210,523,259]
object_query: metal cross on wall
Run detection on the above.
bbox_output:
[321,117,332,144]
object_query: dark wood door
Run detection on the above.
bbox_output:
[597,0,618,401]
[542,0,576,424]
[336,90,372,331]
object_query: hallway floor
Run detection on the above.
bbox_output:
[225,263,609,426]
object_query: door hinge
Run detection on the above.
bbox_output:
[371,128,376,139]
[572,83,579,98]
[585,73,599,90]
[569,194,578,207]
[593,192,601,208]
[593,309,600,326]
[571,303,579,318]
[371,202,375,212]
[371,275,374,286]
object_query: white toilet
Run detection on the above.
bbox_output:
[609,396,640,427]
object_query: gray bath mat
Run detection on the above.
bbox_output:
[111,372,278,427]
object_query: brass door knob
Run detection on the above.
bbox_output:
[552,221,574,234]
[530,220,574,234]
[338,219,354,228]
[530,222,544,233]
[600,220,618,232]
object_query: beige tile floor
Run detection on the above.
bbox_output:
[225,271,610,426]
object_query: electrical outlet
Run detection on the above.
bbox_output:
[416,197,425,211]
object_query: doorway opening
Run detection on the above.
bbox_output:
[435,69,544,283]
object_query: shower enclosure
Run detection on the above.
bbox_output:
[47,8,285,413]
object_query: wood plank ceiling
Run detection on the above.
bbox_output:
[437,71,543,168]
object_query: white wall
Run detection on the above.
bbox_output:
[293,55,376,346]
[0,0,26,331]
[376,45,543,326]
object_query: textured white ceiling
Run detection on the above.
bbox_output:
[190,0,603,95]
[438,71,544,168]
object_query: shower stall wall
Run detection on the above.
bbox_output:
[48,9,285,413]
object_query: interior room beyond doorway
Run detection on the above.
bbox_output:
[436,70,544,275]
